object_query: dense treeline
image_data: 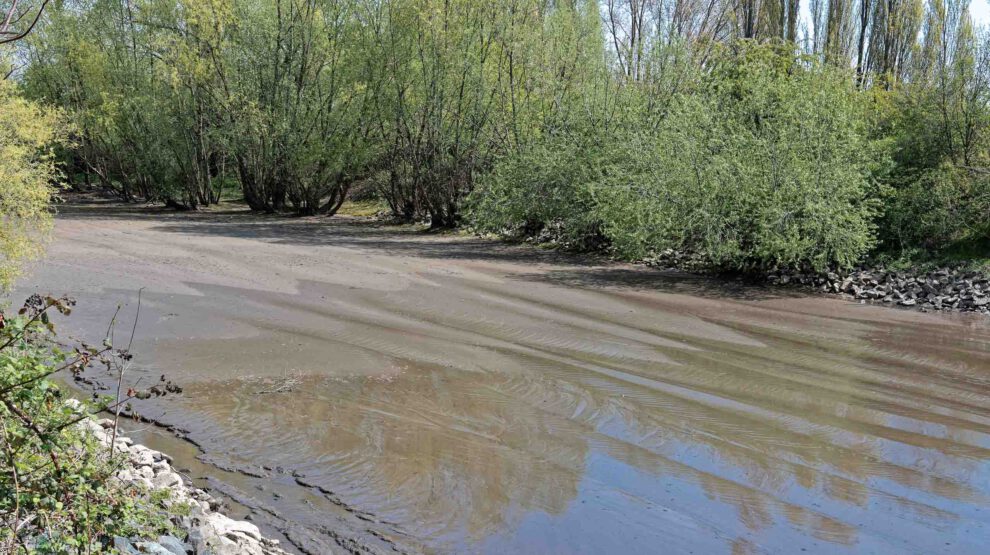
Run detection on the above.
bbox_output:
[12,0,990,271]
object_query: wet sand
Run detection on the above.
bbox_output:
[14,199,990,554]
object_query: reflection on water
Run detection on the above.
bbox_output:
[24,205,990,554]
[122,278,990,554]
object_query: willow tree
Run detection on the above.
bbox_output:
[225,0,375,215]
[23,0,231,207]
[0,2,61,289]
[366,0,532,227]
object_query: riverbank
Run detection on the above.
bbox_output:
[618,246,990,316]
[487,223,990,317]
[76,415,289,555]
[769,267,990,314]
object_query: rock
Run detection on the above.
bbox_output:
[130,448,155,467]
[189,525,259,555]
[78,418,102,434]
[787,266,990,316]
[134,541,176,555]
[114,536,140,555]
[211,536,264,555]
[152,470,183,489]
[186,526,207,551]
[222,519,263,541]
[157,535,191,555]
[152,460,171,475]
[67,417,290,555]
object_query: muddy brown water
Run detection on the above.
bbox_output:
[13,199,990,554]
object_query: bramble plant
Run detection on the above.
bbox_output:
[0,296,172,553]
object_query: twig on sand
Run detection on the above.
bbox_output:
[254,372,302,395]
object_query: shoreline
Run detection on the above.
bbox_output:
[61,193,990,318]
[636,246,990,316]
[76,415,291,555]
[766,266,990,315]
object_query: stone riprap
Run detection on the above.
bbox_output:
[766,267,990,314]
[77,417,292,555]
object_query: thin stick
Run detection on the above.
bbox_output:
[110,288,143,458]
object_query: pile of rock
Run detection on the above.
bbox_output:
[767,267,990,314]
[644,248,710,273]
[77,418,290,555]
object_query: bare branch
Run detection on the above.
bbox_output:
[0,0,50,46]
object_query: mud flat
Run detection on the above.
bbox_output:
[15,198,990,554]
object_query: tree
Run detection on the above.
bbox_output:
[0,80,62,290]
[1,0,50,46]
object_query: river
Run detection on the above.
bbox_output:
[15,199,990,554]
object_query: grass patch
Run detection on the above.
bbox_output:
[337,199,387,218]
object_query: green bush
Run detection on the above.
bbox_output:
[0,81,63,290]
[882,164,990,251]
[0,297,170,553]
[468,135,611,249]
[470,44,882,273]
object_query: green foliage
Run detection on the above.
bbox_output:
[468,134,609,249]
[883,164,990,250]
[0,298,170,553]
[872,16,990,259]
[474,44,882,272]
[23,0,612,223]
[0,81,62,290]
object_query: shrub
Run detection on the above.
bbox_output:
[470,44,883,273]
[603,47,880,271]
[0,81,64,289]
[882,164,990,251]
[0,297,170,553]
[467,136,611,250]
